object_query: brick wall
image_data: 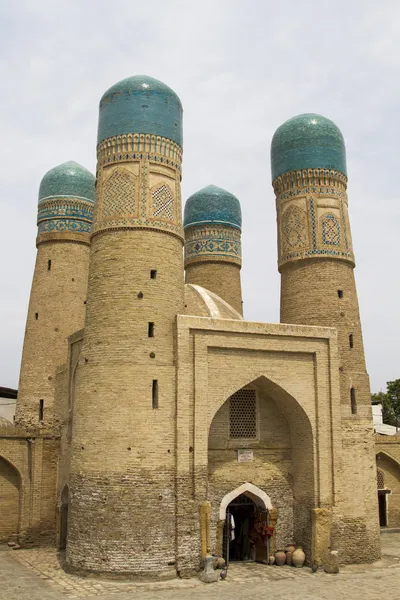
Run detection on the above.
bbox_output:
[16,240,89,429]
[185,261,243,315]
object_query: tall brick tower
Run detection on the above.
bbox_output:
[67,75,185,576]
[15,162,95,429]
[184,185,243,314]
[271,113,380,562]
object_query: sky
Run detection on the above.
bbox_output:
[0,0,399,394]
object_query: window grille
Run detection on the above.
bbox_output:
[229,389,257,439]
[377,469,385,489]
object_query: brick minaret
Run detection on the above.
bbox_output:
[271,113,380,562]
[184,185,243,314]
[15,162,94,429]
[67,75,185,576]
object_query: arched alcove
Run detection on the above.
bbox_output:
[0,456,21,541]
[208,375,315,557]
[376,451,400,528]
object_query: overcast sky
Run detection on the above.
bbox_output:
[0,0,399,394]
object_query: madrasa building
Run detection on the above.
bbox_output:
[0,74,398,578]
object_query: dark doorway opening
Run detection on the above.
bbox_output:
[59,485,69,550]
[378,491,388,527]
[223,494,269,563]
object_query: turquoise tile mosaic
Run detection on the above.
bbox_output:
[97,75,183,147]
[271,114,347,180]
[39,162,95,202]
[37,162,95,234]
[183,185,242,230]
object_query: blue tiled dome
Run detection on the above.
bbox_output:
[97,75,183,147]
[37,162,95,236]
[183,185,242,230]
[38,161,95,202]
[271,113,347,181]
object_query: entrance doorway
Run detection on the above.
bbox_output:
[223,494,269,563]
[378,491,388,527]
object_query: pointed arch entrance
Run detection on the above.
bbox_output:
[220,484,273,563]
[0,455,21,542]
[219,482,272,520]
[376,451,400,528]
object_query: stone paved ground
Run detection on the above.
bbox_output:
[1,531,399,600]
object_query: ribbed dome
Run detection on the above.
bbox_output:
[38,162,95,202]
[184,284,242,320]
[97,75,183,147]
[183,185,242,230]
[0,417,13,428]
[271,113,347,181]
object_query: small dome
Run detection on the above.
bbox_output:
[38,161,95,202]
[183,185,242,230]
[0,416,13,429]
[97,75,183,147]
[184,284,242,320]
[271,113,347,181]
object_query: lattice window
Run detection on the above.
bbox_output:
[321,213,340,246]
[281,205,307,251]
[152,184,175,221]
[102,169,137,218]
[229,389,257,439]
[377,469,385,489]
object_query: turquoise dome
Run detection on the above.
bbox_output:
[38,161,95,202]
[183,185,242,230]
[271,113,347,180]
[97,75,183,147]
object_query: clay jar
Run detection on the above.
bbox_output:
[292,547,306,568]
[269,555,276,565]
[285,544,296,553]
[275,549,286,566]
[286,551,293,566]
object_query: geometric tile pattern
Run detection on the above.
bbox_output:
[229,389,257,439]
[281,204,307,251]
[152,184,174,221]
[321,213,340,246]
[377,469,385,489]
[37,197,93,235]
[102,169,137,218]
[184,224,241,265]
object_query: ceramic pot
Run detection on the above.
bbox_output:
[292,547,306,568]
[285,544,296,554]
[275,549,286,566]
[269,555,276,565]
[286,551,293,566]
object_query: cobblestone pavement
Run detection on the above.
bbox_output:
[1,532,399,600]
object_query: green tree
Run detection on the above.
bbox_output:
[387,379,400,430]
[372,379,400,430]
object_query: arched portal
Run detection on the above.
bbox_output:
[208,376,314,559]
[0,456,21,542]
[220,484,273,563]
[59,484,69,550]
[376,451,400,528]
[219,482,272,520]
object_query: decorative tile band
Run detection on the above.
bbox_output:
[37,196,94,242]
[184,224,242,266]
[273,168,347,196]
[97,133,182,172]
